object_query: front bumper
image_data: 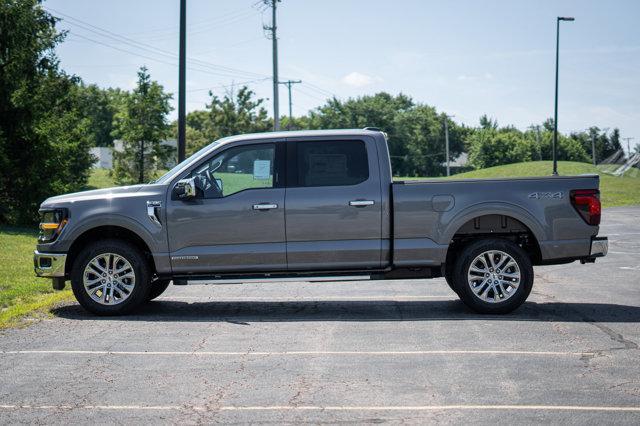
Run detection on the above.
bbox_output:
[34,251,67,278]
[590,237,608,257]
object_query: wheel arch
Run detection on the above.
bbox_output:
[65,225,156,277]
[444,211,543,268]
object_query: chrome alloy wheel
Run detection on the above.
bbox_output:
[467,250,520,303]
[83,253,136,305]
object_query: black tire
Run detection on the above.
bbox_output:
[70,239,151,316]
[147,279,171,301]
[452,238,533,314]
[444,262,458,295]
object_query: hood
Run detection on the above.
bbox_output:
[41,185,147,207]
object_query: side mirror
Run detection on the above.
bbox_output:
[173,177,198,200]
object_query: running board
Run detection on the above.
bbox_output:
[173,275,372,285]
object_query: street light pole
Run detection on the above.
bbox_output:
[591,132,597,166]
[552,16,574,176]
[177,0,187,163]
[443,114,454,177]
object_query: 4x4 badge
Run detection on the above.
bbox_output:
[528,191,563,199]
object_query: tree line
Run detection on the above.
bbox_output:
[0,0,627,224]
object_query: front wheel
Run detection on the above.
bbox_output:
[70,239,151,315]
[147,279,171,301]
[452,238,533,314]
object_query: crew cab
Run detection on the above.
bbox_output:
[34,129,608,315]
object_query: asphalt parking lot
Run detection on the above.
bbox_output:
[1,206,639,424]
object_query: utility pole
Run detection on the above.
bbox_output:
[591,132,597,166]
[177,0,186,162]
[279,79,301,130]
[623,137,635,157]
[443,114,454,176]
[552,16,575,175]
[263,0,281,131]
[535,125,542,161]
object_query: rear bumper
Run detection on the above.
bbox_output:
[589,237,608,257]
[34,251,67,278]
[538,236,607,265]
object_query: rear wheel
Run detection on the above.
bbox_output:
[452,238,533,314]
[71,239,151,315]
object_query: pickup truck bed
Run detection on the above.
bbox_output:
[392,175,600,267]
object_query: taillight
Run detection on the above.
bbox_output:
[570,189,601,226]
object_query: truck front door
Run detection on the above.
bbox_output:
[285,138,383,270]
[166,141,286,274]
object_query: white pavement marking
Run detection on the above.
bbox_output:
[0,404,639,412]
[0,349,594,356]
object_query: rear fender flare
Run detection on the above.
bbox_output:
[440,202,547,245]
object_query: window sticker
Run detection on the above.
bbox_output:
[253,160,271,180]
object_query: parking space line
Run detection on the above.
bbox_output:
[0,404,638,412]
[1,349,594,356]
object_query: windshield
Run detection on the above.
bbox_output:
[153,140,222,185]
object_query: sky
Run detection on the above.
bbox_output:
[46,0,640,151]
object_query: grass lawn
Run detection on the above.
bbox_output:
[401,161,640,208]
[0,227,73,328]
[85,168,114,189]
[0,168,117,328]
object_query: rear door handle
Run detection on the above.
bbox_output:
[253,203,278,210]
[349,200,375,207]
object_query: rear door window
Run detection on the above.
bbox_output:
[296,140,368,187]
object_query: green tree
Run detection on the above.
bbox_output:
[76,84,118,147]
[479,114,498,130]
[394,107,466,176]
[468,129,532,169]
[112,66,173,184]
[0,0,93,223]
[307,93,414,174]
[181,86,271,155]
[537,129,589,163]
[569,127,623,164]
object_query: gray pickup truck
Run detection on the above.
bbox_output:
[34,128,608,315]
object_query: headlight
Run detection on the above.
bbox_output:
[38,209,68,243]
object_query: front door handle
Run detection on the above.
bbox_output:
[349,200,375,207]
[253,203,278,210]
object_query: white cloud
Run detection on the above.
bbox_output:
[341,71,383,88]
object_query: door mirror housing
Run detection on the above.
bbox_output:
[173,177,199,200]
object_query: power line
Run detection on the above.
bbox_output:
[67,33,258,80]
[46,7,269,80]
[187,77,270,93]
[295,87,326,102]
[121,6,256,37]
[302,82,336,98]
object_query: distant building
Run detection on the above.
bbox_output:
[442,152,470,172]
[90,147,113,169]
[90,139,177,169]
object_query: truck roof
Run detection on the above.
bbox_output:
[219,128,384,144]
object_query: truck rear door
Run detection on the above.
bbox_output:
[285,137,383,270]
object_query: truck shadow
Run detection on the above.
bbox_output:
[51,300,640,323]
